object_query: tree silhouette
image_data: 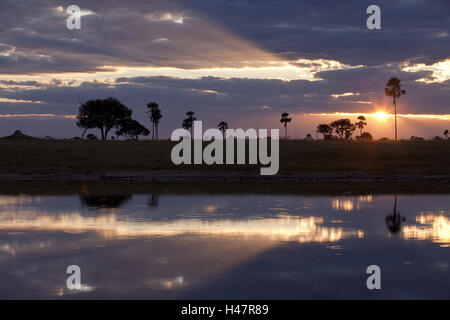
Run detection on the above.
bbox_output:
[330,119,355,140]
[317,124,333,140]
[146,102,163,140]
[359,132,373,141]
[306,133,313,140]
[76,103,95,139]
[444,129,449,139]
[80,194,132,209]
[115,119,150,140]
[86,133,97,140]
[280,112,292,140]
[385,78,406,141]
[218,121,228,139]
[347,123,357,140]
[76,97,132,140]
[356,115,367,136]
[182,111,196,136]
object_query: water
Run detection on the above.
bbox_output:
[0,192,448,299]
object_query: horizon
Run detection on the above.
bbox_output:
[1,111,449,140]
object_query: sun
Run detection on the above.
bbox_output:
[373,111,389,122]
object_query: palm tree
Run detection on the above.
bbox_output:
[280,112,292,140]
[182,111,196,136]
[218,121,228,139]
[444,129,449,139]
[356,115,367,136]
[146,102,163,140]
[385,78,406,141]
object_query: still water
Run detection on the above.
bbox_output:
[0,192,449,299]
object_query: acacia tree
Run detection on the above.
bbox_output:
[76,97,132,140]
[76,103,95,139]
[330,119,355,140]
[280,112,292,140]
[115,119,150,140]
[385,78,406,141]
[218,121,228,138]
[317,124,333,140]
[146,102,163,140]
[346,123,357,140]
[444,129,449,139]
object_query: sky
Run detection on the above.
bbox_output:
[0,0,449,139]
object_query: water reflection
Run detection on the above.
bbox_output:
[331,194,373,211]
[0,192,448,299]
[0,211,363,243]
[385,194,406,234]
[403,214,450,246]
[332,198,354,211]
[79,194,132,209]
[148,194,159,208]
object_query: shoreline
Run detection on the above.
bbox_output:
[1,170,450,183]
[0,177,449,196]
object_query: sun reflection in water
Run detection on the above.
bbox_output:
[358,195,373,203]
[160,276,185,289]
[331,195,373,212]
[0,211,363,244]
[332,199,355,211]
[53,284,96,296]
[403,213,450,246]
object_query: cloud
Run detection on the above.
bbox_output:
[401,58,450,83]
[2,64,449,120]
[1,0,449,74]
[0,97,43,104]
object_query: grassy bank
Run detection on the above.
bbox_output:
[0,139,449,177]
[0,181,449,196]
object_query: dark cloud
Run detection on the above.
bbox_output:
[1,65,448,123]
[0,0,276,74]
[1,0,449,73]
[183,0,450,65]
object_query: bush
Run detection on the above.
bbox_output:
[86,133,97,140]
[358,132,373,141]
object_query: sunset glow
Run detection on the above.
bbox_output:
[373,111,389,122]
[307,112,450,121]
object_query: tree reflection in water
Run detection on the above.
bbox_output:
[385,194,406,234]
[148,194,159,208]
[79,194,132,209]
